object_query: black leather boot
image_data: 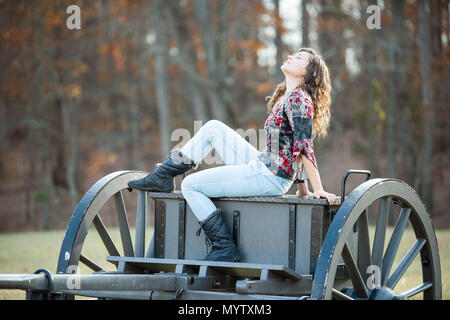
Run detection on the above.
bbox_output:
[127,149,197,192]
[196,208,241,262]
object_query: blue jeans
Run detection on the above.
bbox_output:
[179,120,293,222]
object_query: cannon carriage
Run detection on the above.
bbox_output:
[0,169,441,300]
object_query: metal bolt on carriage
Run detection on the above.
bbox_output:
[0,169,442,300]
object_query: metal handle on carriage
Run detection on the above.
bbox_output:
[340,169,372,203]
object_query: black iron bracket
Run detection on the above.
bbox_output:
[33,268,54,292]
[154,199,166,258]
[178,200,186,259]
[341,169,372,203]
[288,204,297,270]
[232,210,240,247]
[25,268,62,300]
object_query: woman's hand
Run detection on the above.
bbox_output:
[312,189,337,205]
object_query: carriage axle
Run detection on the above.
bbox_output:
[0,269,304,300]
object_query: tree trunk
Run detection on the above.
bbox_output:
[361,0,381,179]
[128,10,144,170]
[38,67,52,231]
[318,0,346,109]
[189,84,209,123]
[386,0,408,225]
[301,0,310,47]
[24,140,36,224]
[66,98,80,208]
[0,95,5,179]
[391,1,414,185]
[273,0,284,82]
[164,0,209,123]
[386,1,403,180]
[53,21,80,209]
[430,0,443,56]
[32,5,52,230]
[194,0,229,123]
[418,0,435,212]
[151,0,172,157]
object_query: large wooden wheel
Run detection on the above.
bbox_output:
[57,170,153,275]
[311,178,441,300]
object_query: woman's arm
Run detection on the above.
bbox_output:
[301,154,336,204]
[301,154,323,192]
[295,158,313,198]
[296,180,311,197]
[283,89,335,204]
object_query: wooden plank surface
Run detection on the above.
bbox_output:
[147,191,341,206]
[106,256,302,280]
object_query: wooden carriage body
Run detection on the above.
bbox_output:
[0,170,442,300]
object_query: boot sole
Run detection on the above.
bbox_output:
[127,183,174,193]
[230,254,241,262]
[204,253,241,263]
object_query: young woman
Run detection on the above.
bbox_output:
[128,47,336,262]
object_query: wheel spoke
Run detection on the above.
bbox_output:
[381,207,411,285]
[400,282,433,299]
[114,191,134,257]
[332,288,354,300]
[357,208,372,282]
[342,242,369,298]
[372,197,390,271]
[93,214,121,257]
[386,238,426,289]
[145,234,155,258]
[135,190,147,257]
[79,254,104,272]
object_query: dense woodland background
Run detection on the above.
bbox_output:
[0,0,448,232]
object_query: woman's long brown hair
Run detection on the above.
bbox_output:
[265,48,332,139]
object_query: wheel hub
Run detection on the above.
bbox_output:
[342,287,407,300]
[368,287,407,300]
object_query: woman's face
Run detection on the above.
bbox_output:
[281,50,311,79]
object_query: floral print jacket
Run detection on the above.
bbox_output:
[258,87,318,182]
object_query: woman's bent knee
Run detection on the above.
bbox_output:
[204,119,228,133]
[180,176,192,193]
[181,174,200,193]
[205,119,223,127]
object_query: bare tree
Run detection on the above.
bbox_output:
[0,93,5,178]
[150,0,172,158]
[301,0,310,47]
[361,0,381,178]
[385,1,403,179]
[31,4,53,230]
[164,0,208,123]
[273,0,284,82]
[194,0,229,123]
[417,0,435,211]
[127,6,145,170]
[390,1,414,185]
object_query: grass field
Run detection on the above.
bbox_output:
[0,227,449,300]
